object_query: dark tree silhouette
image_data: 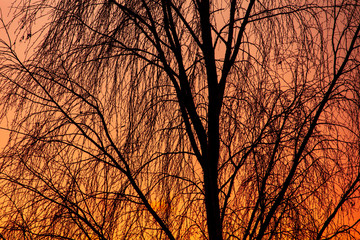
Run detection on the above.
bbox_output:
[1,0,360,239]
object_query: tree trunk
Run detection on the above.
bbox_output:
[204,99,223,240]
[204,167,223,240]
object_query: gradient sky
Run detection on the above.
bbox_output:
[0,2,359,238]
[0,1,12,149]
[0,1,21,149]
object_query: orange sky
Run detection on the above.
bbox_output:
[0,1,12,150]
[0,1,360,238]
[0,1,25,150]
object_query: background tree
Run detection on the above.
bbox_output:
[1,0,360,239]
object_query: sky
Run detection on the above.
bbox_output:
[0,1,360,238]
[0,1,14,25]
[0,1,25,149]
[0,1,12,149]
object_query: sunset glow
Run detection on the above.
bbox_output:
[1,1,360,239]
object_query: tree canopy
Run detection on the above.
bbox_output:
[1,0,360,239]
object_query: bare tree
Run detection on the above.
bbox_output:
[0,0,360,239]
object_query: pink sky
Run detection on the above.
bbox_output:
[0,1,15,149]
